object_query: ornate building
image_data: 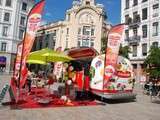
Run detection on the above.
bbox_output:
[34,0,111,53]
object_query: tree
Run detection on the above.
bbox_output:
[144,46,160,79]
[101,37,107,54]
[119,45,131,59]
[101,37,130,59]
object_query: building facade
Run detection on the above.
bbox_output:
[34,0,111,53]
[121,0,160,81]
[0,0,35,73]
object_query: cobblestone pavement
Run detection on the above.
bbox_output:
[0,74,160,120]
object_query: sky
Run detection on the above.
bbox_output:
[36,0,121,25]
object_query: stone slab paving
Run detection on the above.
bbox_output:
[0,74,160,120]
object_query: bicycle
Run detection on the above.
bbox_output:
[149,84,160,102]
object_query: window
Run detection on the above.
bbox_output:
[82,39,89,47]
[91,28,94,36]
[83,26,90,35]
[142,0,147,3]
[133,0,138,6]
[125,29,129,40]
[142,43,147,56]
[2,26,8,36]
[125,0,130,9]
[66,28,69,35]
[142,8,148,20]
[5,0,11,7]
[78,40,81,47]
[78,28,81,35]
[133,27,138,36]
[1,42,7,51]
[3,12,10,22]
[142,25,147,38]
[53,30,56,36]
[152,42,158,47]
[19,29,24,39]
[86,1,90,5]
[125,14,129,23]
[133,11,138,22]
[153,4,159,9]
[132,45,137,57]
[152,22,159,36]
[67,13,70,21]
[22,2,27,11]
[91,39,94,47]
[20,16,25,26]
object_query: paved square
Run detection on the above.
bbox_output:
[0,74,160,120]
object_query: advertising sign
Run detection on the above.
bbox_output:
[90,55,134,93]
[104,24,124,89]
[11,0,45,101]
[19,0,45,88]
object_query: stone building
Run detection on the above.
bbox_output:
[121,0,160,81]
[34,0,111,53]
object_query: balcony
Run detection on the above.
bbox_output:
[126,35,141,45]
[125,15,141,29]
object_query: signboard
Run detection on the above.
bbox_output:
[104,24,124,89]
[90,55,134,92]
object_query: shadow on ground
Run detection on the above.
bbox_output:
[93,95,137,104]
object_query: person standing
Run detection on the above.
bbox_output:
[27,71,32,93]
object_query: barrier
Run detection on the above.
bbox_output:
[0,84,10,104]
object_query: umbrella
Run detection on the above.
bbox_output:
[27,48,73,64]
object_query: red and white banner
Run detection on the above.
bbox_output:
[104,24,124,88]
[11,0,45,100]
[13,42,23,81]
[19,0,45,88]
[53,47,63,80]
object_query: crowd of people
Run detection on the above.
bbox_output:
[25,70,57,94]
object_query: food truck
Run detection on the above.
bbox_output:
[90,54,136,99]
[67,47,136,100]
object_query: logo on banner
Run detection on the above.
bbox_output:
[28,13,41,35]
[108,33,121,49]
[105,65,115,77]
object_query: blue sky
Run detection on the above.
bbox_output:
[37,0,121,25]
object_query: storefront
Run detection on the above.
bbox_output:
[0,56,6,72]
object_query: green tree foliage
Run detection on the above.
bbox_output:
[101,37,107,54]
[119,45,131,59]
[101,36,130,59]
[144,46,160,79]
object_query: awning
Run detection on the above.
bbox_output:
[67,47,99,61]
[0,56,6,65]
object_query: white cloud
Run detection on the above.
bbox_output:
[40,20,47,26]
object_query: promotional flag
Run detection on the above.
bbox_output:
[19,0,45,88]
[13,42,23,82]
[53,47,63,80]
[11,0,45,101]
[104,24,124,88]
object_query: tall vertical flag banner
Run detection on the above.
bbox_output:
[13,42,23,81]
[11,0,45,100]
[19,0,45,88]
[53,47,63,80]
[103,24,124,88]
